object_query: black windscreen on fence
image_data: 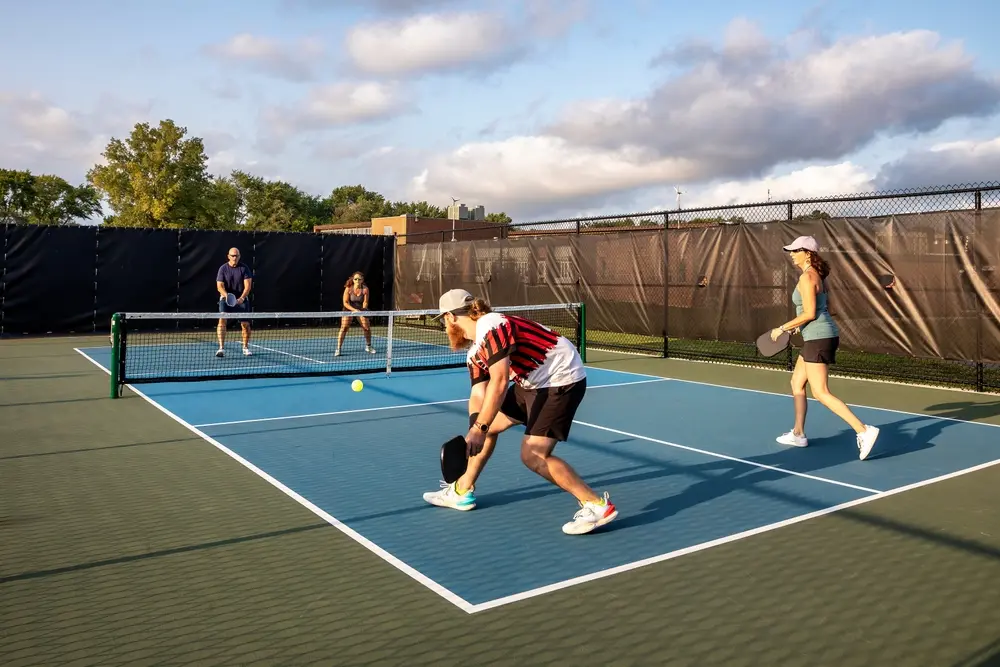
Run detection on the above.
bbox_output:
[95,227,180,325]
[322,234,392,312]
[252,232,323,313]
[0,225,394,336]
[2,224,98,334]
[178,229,258,313]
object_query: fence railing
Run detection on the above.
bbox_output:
[394,182,1000,393]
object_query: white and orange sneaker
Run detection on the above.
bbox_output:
[562,492,618,535]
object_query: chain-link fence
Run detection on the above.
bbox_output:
[394,183,1000,393]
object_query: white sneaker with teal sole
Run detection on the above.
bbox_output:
[423,481,476,511]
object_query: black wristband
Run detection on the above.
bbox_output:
[469,412,480,429]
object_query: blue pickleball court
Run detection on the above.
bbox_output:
[76,344,1000,613]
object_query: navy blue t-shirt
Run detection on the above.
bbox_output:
[217,262,253,296]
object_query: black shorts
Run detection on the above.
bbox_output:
[499,378,587,442]
[801,336,838,364]
[218,299,251,325]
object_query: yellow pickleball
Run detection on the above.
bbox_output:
[351,379,364,392]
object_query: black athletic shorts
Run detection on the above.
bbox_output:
[801,336,839,364]
[499,378,587,442]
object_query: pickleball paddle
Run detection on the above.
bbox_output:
[756,329,791,357]
[440,435,468,484]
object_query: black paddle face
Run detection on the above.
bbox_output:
[440,435,468,484]
[756,330,790,357]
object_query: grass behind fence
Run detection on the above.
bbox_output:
[584,328,999,393]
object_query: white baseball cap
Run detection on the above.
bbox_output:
[433,288,474,319]
[782,235,819,252]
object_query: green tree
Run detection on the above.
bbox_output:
[87,119,212,228]
[224,171,331,232]
[485,211,512,224]
[0,168,100,225]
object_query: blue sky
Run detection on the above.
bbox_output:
[3,0,1000,221]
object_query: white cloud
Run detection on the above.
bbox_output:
[876,136,1000,189]
[553,26,1000,179]
[204,33,324,81]
[682,163,876,209]
[345,11,525,76]
[409,135,702,216]
[258,81,409,150]
[409,23,1000,219]
[0,92,150,182]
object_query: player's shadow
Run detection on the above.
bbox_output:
[923,400,1000,424]
[481,410,970,529]
[601,415,963,532]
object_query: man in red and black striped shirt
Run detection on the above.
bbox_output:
[422,289,618,535]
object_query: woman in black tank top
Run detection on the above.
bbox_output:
[336,272,375,356]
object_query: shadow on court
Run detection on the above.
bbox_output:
[925,401,1000,424]
[0,437,198,461]
[0,522,331,585]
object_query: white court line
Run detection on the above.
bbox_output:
[587,363,1000,429]
[467,452,1000,613]
[193,377,670,428]
[73,347,479,615]
[195,398,467,428]
[249,343,326,365]
[74,347,1000,615]
[665,375,1000,430]
[573,420,882,494]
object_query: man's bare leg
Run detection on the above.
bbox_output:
[217,319,227,354]
[520,436,601,504]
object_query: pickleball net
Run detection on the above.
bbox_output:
[108,302,585,395]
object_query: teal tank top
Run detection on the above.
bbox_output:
[792,278,839,341]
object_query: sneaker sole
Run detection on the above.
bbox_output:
[563,509,619,535]
[424,496,476,511]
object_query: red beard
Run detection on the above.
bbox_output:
[446,320,470,351]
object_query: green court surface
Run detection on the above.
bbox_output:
[2,335,1000,667]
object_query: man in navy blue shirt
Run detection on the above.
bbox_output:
[216,247,253,357]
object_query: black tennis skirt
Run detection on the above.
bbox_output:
[801,336,839,364]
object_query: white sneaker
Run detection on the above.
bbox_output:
[366,346,376,354]
[423,481,476,511]
[243,347,252,356]
[334,349,341,357]
[857,425,880,460]
[216,348,225,358]
[776,430,808,447]
[562,492,618,535]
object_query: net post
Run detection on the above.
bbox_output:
[109,312,122,398]
[578,301,587,363]
[385,313,395,377]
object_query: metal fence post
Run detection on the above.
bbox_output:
[975,189,984,392]
[786,201,794,371]
[663,211,669,358]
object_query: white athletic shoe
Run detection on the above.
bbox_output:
[366,346,376,354]
[857,425,880,460]
[243,346,252,356]
[562,492,618,535]
[216,348,225,358]
[776,430,808,447]
[334,349,341,357]
[423,481,476,511]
